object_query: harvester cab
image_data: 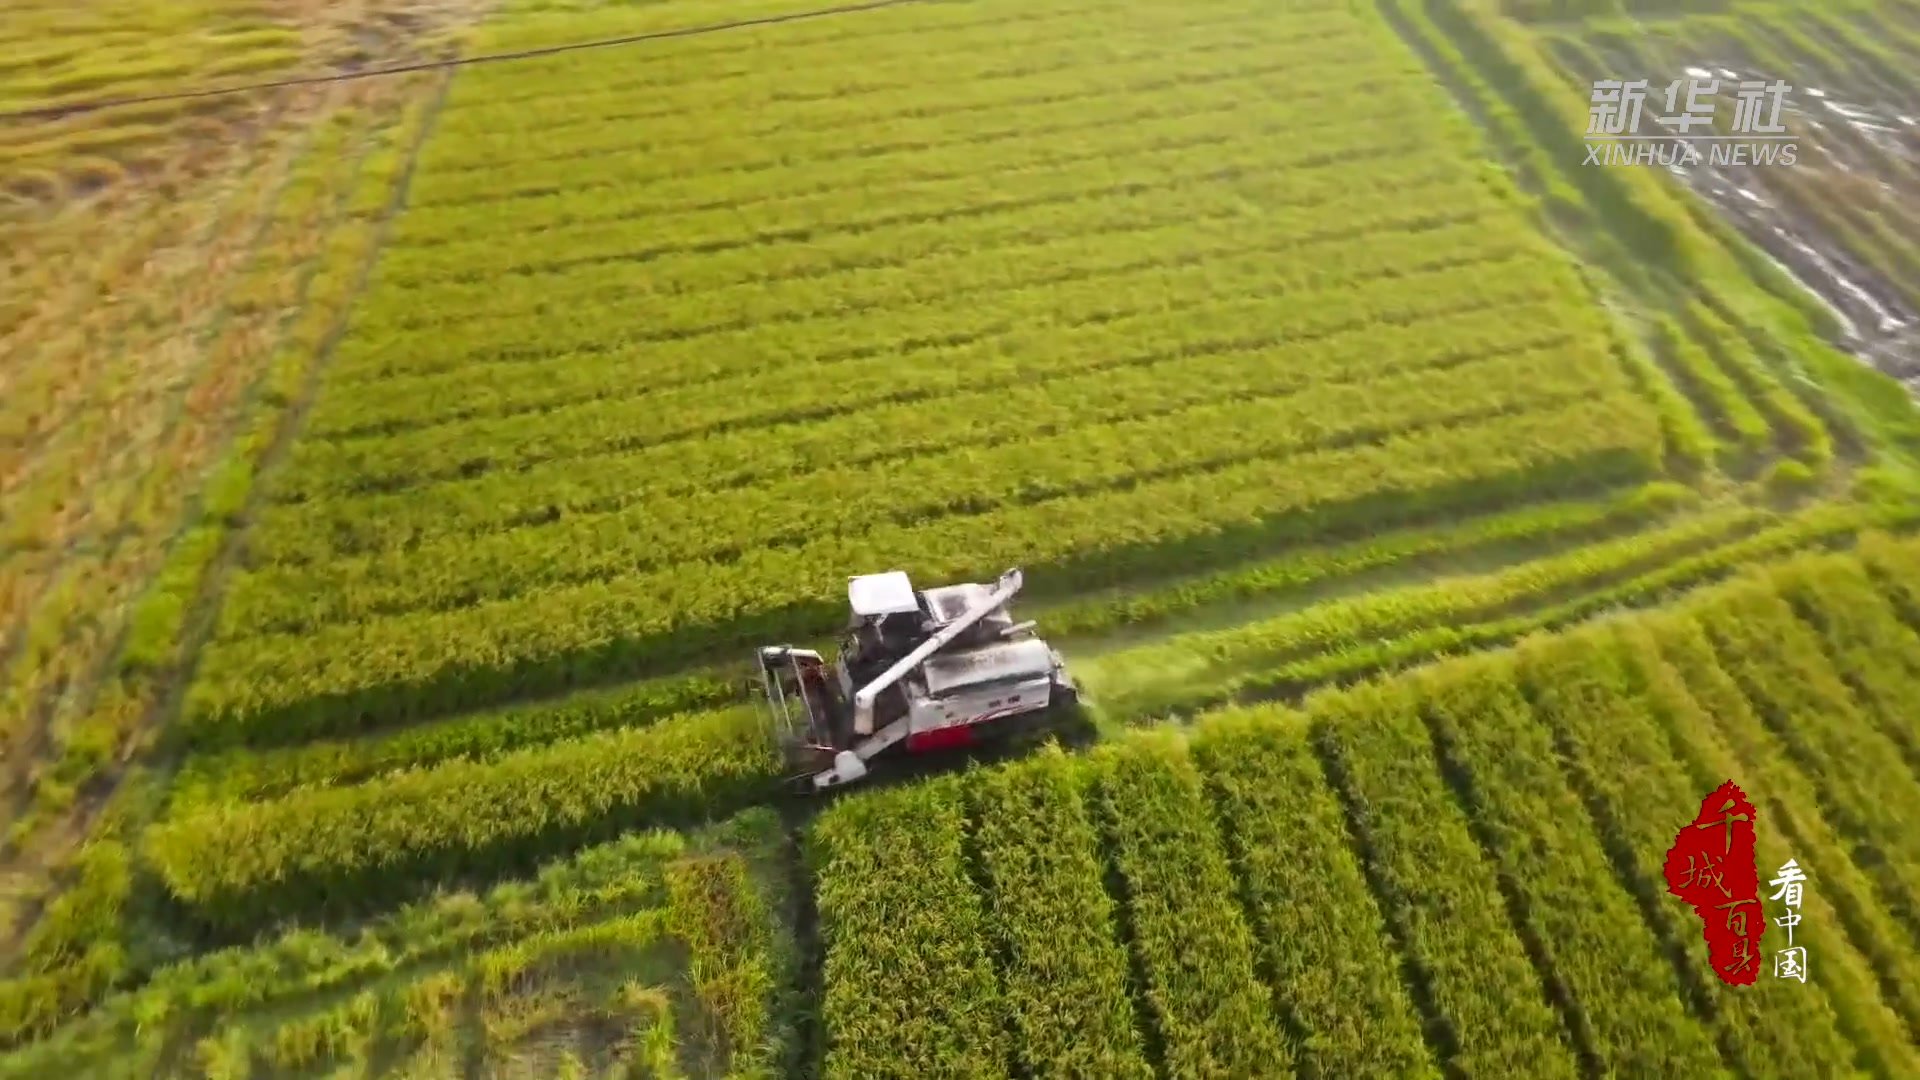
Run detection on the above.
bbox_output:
[753,567,1078,793]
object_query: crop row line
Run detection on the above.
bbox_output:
[182,393,1664,745]
[382,95,1435,280]
[171,485,1689,814]
[311,251,1512,449]
[148,505,1851,968]
[425,6,1352,153]
[1192,717,1441,1077]
[164,667,742,812]
[1630,597,1920,1072]
[176,488,1673,821]
[7,810,793,1066]
[421,67,1315,213]
[289,238,1565,499]
[1220,501,1909,714]
[365,147,1477,336]
[261,296,1590,564]
[390,85,1432,287]
[418,26,1386,185]
[441,0,1359,118]
[807,531,1920,1075]
[219,347,1614,638]
[1308,676,1589,1077]
[316,197,1563,443]
[319,222,1479,445]
[141,706,783,937]
[0,825,697,1055]
[410,59,1426,224]
[445,0,1265,113]
[1087,506,1772,720]
[335,182,1525,385]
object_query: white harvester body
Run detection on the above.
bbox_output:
[754,567,1077,793]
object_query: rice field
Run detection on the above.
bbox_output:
[4,0,1920,1075]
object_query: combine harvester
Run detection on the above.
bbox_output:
[753,567,1085,793]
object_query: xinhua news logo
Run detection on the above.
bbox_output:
[1584,77,1799,168]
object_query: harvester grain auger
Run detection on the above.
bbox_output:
[752,567,1081,794]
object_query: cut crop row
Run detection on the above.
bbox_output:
[184,394,1664,743]
[273,294,1595,558]
[1040,483,1692,642]
[1088,505,1766,719]
[379,131,1464,327]
[220,340,1620,637]
[17,812,790,1074]
[811,776,1008,1080]
[2,809,786,1056]
[141,708,783,932]
[661,842,796,1079]
[297,238,1570,490]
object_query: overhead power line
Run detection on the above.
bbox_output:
[0,0,939,123]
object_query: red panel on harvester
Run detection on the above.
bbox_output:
[905,725,975,754]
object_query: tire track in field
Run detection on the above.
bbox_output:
[0,90,312,779]
[59,66,463,896]
[0,69,460,980]
[0,83,351,816]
